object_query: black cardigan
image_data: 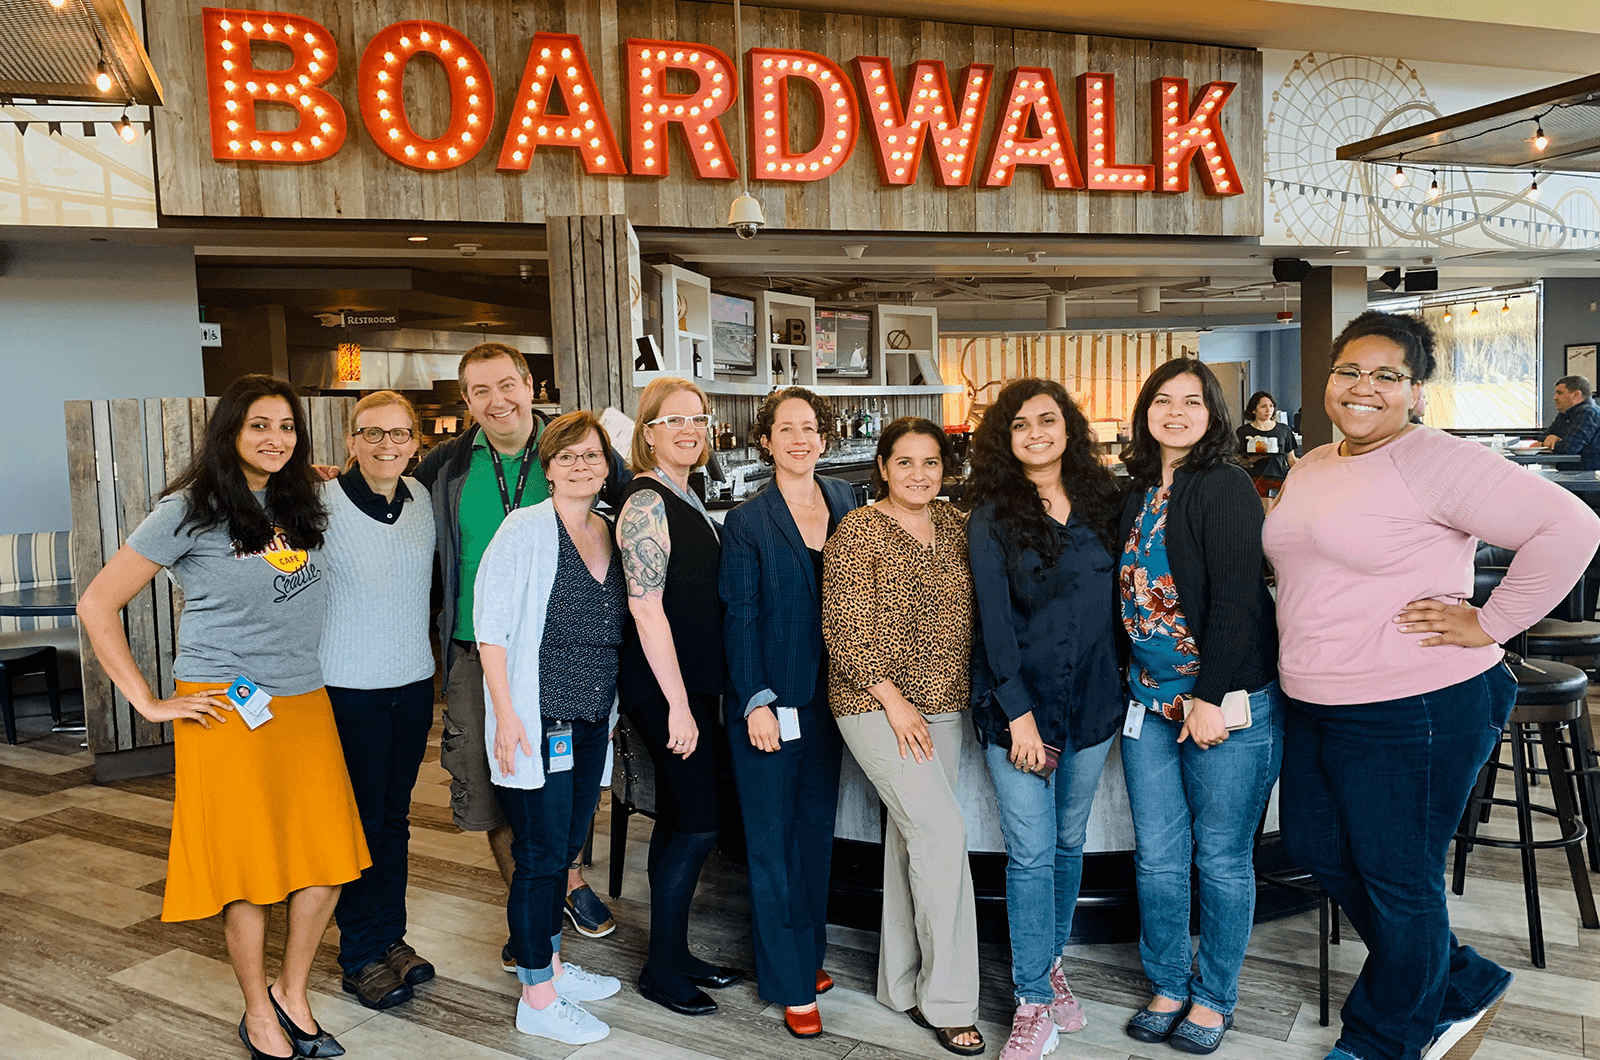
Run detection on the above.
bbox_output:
[1115,462,1278,705]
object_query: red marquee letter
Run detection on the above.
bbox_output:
[359,21,493,171]
[980,68,1083,189]
[852,57,992,187]
[201,8,345,163]
[498,33,625,174]
[1152,78,1241,194]
[748,48,858,182]
[1078,73,1152,190]
[626,39,737,179]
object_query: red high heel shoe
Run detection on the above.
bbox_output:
[785,1005,823,1038]
[815,969,834,994]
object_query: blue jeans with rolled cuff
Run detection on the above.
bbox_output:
[1282,665,1516,1060]
[328,677,436,975]
[494,716,610,986]
[1121,682,1285,1016]
[984,733,1114,1005]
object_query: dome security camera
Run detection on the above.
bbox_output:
[728,192,765,240]
[517,263,535,286]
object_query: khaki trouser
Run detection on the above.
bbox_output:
[836,709,979,1028]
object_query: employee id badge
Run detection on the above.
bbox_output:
[777,707,801,743]
[547,723,574,773]
[1122,699,1146,740]
[224,675,274,730]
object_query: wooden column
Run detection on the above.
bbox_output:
[547,214,639,416]
[1298,266,1370,450]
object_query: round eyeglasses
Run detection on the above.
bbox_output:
[552,450,608,467]
[353,427,416,444]
[646,414,713,430]
[1329,366,1412,393]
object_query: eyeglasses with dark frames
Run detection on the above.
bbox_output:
[1329,366,1412,392]
[352,427,416,444]
[552,450,608,467]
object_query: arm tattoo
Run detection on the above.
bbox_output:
[619,490,671,598]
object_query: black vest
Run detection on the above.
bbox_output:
[618,478,726,707]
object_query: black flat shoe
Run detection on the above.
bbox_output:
[268,987,345,1058]
[637,969,717,1016]
[238,1016,295,1060]
[684,965,745,990]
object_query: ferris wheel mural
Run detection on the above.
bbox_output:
[1264,52,1600,249]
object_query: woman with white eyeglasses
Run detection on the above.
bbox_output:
[320,390,439,1019]
[616,377,744,1017]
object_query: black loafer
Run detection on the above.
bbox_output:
[684,965,745,990]
[341,958,412,1011]
[638,969,717,1016]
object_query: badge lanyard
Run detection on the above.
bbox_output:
[491,435,537,515]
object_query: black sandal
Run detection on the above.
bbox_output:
[905,1005,985,1056]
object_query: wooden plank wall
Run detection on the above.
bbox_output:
[937,331,1201,426]
[549,214,639,416]
[145,0,1261,237]
[65,396,354,757]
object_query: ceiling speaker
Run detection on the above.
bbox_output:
[1272,258,1312,283]
[1378,268,1403,290]
[1403,268,1439,292]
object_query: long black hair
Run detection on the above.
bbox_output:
[870,416,953,500]
[1120,358,1238,488]
[164,374,326,552]
[965,378,1120,564]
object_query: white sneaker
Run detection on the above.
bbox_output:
[553,962,621,1002]
[515,997,610,1044]
[1421,995,1505,1060]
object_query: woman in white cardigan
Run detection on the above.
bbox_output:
[476,411,627,1046]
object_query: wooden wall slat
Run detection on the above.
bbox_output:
[64,401,116,755]
[109,399,166,749]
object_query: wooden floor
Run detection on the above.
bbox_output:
[1,688,1598,1060]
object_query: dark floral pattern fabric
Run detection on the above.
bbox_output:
[1120,486,1200,720]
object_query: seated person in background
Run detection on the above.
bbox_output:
[1541,375,1600,470]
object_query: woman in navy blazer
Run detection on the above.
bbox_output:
[719,387,859,1040]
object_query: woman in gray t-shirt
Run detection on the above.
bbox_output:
[77,375,368,1060]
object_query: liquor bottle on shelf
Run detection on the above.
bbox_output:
[718,421,737,451]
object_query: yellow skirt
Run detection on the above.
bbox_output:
[163,682,371,922]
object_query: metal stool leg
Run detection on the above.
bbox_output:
[1454,757,1495,895]
[44,660,61,726]
[1537,721,1599,929]
[1510,725,1547,967]
[1478,733,1506,824]
[1317,895,1330,1027]
[607,788,629,899]
[0,667,15,745]
[1572,699,1600,872]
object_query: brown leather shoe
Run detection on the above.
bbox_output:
[382,941,435,985]
[341,959,412,1010]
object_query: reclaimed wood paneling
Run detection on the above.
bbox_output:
[66,397,352,760]
[548,213,639,417]
[145,0,1261,236]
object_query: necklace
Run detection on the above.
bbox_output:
[779,481,822,510]
[882,497,936,551]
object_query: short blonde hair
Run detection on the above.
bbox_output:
[631,376,711,472]
[346,390,419,468]
[539,410,612,473]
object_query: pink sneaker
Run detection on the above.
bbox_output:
[1048,957,1088,1032]
[1000,1003,1060,1060]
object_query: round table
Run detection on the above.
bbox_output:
[0,585,85,734]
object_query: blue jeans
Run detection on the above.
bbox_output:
[495,716,610,986]
[1121,683,1285,1015]
[1282,665,1516,1060]
[328,678,435,974]
[727,693,844,1006]
[985,734,1114,1005]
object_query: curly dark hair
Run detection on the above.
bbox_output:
[1120,358,1239,488]
[163,374,326,553]
[1244,390,1278,421]
[870,417,953,500]
[966,378,1120,564]
[753,386,838,466]
[1332,310,1438,383]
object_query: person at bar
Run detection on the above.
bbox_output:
[476,411,627,1045]
[76,375,367,1060]
[964,379,1123,1060]
[319,391,437,1011]
[1116,359,1283,1055]
[617,377,744,1016]
[719,387,857,1039]
[1265,311,1600,1060]
[1235,389,1297,503]
[822,417,984,1057]
[1539,374,1600,470]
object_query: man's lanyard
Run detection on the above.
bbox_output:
[489,433,537,515]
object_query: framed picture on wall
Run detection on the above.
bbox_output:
[1566,343,1598,389]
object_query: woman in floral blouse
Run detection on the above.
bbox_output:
[822,416,982,1057]
[1115,359,1282,1055]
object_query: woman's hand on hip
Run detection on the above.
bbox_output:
[1395,598,1497,648]
[746,705,781,753]
[1177,697,1229,749]
[137,691,233,728]
[882,696,934,764]
[1007,711,1047,772]
[494,714,534,778]
[666,701,700,759]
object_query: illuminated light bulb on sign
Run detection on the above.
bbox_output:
[1148,77,1241,195]
[201,7,346,164]
[498,32,625,174]
[359,19,494,171]
[979,66,1083,189]
[850,56,992,187]
[747,47,859,183]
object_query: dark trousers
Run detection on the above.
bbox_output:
[1281,665,1516,1060]
[495,716,610,984]
[726,691,843,1006]
[328,677,436,974]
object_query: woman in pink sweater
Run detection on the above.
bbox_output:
[1263,311,1600,1060]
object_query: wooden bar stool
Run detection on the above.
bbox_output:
[0,644,62,744]
[1451,658,1600,967]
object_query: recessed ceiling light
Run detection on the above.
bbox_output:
[1333,249,1351,255]
[407,235,428,242]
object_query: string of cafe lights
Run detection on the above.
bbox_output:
[1376,103,1580,201]
[3,0,146,141]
